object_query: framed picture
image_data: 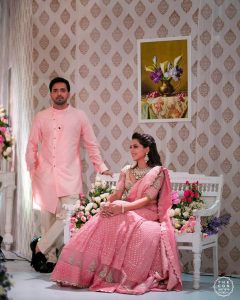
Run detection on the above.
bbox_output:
[137,36,191,123]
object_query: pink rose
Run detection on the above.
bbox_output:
[194,192,199,198]
[171,191,180,204]
[81,216,87,222]
[0,127,6,133]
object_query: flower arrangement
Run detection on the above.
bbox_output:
[0,263,13,300]
[0,105,14,160]
[70,177,115,235]
[145,55,183,84]
[201,214,231,236]
[169,181,204,233]
[169,181,231,236]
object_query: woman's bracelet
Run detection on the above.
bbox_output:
[121,203,125,214]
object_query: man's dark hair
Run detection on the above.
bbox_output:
[49,77,70,92]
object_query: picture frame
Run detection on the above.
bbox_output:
[137,36,191,123]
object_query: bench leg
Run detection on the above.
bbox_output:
[213,244,219,278]
[193,251,201,289]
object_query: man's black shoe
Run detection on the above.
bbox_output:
[39,262,56,273]
[30,237,47,272]
[32,252,47,272]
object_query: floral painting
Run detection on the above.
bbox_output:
[137,36,191,123]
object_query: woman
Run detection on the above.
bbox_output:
[51,132,182,294]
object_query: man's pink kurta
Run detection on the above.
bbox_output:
[26,105,107,214]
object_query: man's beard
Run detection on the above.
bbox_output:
[54,98,67,105]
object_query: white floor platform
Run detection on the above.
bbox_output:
[2,251,239,300]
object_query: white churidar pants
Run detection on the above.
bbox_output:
[37,194,79,263]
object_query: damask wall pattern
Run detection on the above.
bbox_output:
[32,0,240,275]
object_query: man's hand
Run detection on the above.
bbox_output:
[102,170,113,176]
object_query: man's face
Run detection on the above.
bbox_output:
[50,82,69,108]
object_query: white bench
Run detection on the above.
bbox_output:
[64,171,223,290]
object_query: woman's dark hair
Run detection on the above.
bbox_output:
[132,132,162,167]
[49,77,70,92]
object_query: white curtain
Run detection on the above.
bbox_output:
[0,0,10,238]
[194,0,240,272]
[9,0,34,257]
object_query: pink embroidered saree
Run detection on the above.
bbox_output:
[51,166,182,294]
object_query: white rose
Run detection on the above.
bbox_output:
[174,208,181,216]
[5,147,12,155]
[85,203,93,211]
[96,208,100,213]
[169,209,175,217]
[95,181,101,187]
[183,211,189,218]
[0,113,5,118]
[85,211,90,216]
[91,208,97,214]
[174,222,181,229]
[93,203,98,209]
[95,196,101,202]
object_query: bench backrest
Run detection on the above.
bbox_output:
[169,171,223,214]
[97,171,223,215]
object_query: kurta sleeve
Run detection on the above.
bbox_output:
[25,113,42,174]
[80,112,108,173]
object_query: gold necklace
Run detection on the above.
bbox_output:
[131,166,151,180]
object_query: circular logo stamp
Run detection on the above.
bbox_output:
[213,276,234,297]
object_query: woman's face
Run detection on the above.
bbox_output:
[130,139,149,162]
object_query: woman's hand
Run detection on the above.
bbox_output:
[100,200,125,217]
[100,202,112,217]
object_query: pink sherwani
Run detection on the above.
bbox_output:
[26,105,107,214]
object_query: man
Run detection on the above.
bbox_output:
[26,77,111,273]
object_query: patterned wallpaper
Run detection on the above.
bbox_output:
[32,0,240,275]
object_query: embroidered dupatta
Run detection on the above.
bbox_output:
[126,166,182,290]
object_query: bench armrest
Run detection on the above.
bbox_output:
[193,202,220,217]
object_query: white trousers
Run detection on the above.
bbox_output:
[38,194,79,263]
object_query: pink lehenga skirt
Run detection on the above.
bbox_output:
[51,210,182,294]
